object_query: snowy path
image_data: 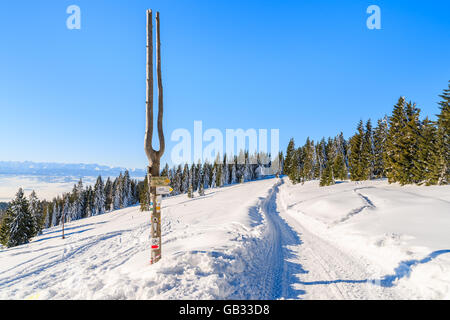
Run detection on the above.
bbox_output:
[274,178,450,299]
[258,179,401,299]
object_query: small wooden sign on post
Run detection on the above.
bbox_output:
[156,186,173,195]
[150,176,170,187]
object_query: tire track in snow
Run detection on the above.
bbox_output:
[335,188,376,224]
[255,180,306,299]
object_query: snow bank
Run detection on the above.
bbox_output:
[278,178,450,299]
[0,179,277,300]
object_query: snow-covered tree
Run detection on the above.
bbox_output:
[4,188,35,247]
[93,176,106,215]
[231,161,237,184]
[28,190,41,236]
[210,166,217,188]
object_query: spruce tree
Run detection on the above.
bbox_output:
[320,163,334,187]
[140,175,150,211]
[436,82,450,184]
[43,203,51,229]
[93,176,106,215]
[349,120,365,181]
[0,210,11,246]
[385,97,407,183]
[28,190,41,236]
[231,162,237,184]
[181,164,189,193]
[373,117,388,178]
[303,138,315,181]
[362,119,374,180]
[187,185,194,198]
[122,171,132,208]
[5,188,35,248]
[211,166,217,188]
[284,138,296,180]
[399,101,421,185]
[104,178,113,212]
[51,201,59,227]
[332,153,347,181]
[415,118,439,185]
[198,182,205,196]
[114,173,123,209]
[243,152,251,182]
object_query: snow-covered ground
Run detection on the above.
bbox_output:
[278,178,450,299]
[1,177,449,300]
[0,175,98,202]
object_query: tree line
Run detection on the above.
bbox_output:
[140,151,283,210]
[284,82,449,187]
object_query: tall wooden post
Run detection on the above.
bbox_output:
[62,211,65,239]
[145,10,165,265]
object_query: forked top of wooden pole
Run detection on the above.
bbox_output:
[145,9,165,265]
[145,10,164,176]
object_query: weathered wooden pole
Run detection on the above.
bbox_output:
[62,211,65,239]
[145,10,165,265]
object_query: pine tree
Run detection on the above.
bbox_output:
[173,165,182,194]
[316,138,326,179]
[332,153,347,181]
[320,163,335,187]
[28,190,41,236]
[62,196,69,225]
[187,185,194,198]
[223,154,230,185]
[415,118,439,185]
[85,186,94,217]
[0,209,11,246]
[93,176,106,215]
[284,138,296,181]
[243,152,251,182]
[181,164,189,193]
[113,173,123,210]
[161,163,169,177]
[231,161,237,184]
[140,175,151,211]
[196,161,202,191]
[104,178,113,212]
[69,179,84,220]
[5,188,35,247]
[51,201,59,227]
[373,117,388,178]
[349,120,365,181]
[303,138,315,181]
[436,82,450,184]
[362,119,374,179]
[399,101,421,185]
[217,163,223,187]
[198,181,205,196]
[43,202,51,229]
[211,166,217,188]
[202,162,210,189]
[122,171,132,208]
[385,97,407,183]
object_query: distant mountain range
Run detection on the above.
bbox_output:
[0,161,146,178]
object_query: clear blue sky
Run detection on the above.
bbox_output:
[0,0,449,169]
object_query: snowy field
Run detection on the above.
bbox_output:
[0,177,449,300]
[0,175,97,202]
